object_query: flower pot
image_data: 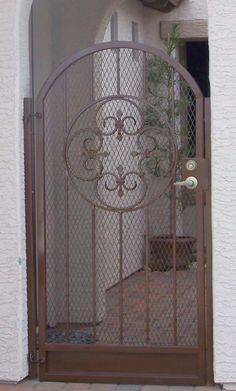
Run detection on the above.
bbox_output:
[149,235,196,272]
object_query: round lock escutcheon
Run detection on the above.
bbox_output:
[185,159,197,172]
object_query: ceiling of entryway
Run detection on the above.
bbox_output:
[140,0,182,12]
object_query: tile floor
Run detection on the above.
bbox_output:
[0,381,222,391]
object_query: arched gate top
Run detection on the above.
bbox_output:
[37,41,203,103]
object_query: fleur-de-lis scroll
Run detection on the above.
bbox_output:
[103,165,139,198]
[103,109,140,141]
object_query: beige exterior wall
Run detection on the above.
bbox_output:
[103,0,208,47]
[33,0,208,95]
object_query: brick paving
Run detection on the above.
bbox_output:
[0,381,222,391]
[94,267,197,346]
[50,267,198,347]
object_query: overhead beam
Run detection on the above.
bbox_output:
[160,19,208,40]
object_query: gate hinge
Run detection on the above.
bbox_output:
[30,112,42,119]
[23,112,42,126]
[29,351,45,365]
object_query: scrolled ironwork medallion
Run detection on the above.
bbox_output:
[65,97,177,211]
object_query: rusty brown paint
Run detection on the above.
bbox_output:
[24,98,38,379]
[64,71,70,334]
[145,207,150,345]
[92,207,97,341]
[32,42,210,384]
[119,212,124,344]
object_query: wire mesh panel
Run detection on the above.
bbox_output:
[38,44,204,356]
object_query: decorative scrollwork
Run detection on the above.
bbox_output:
[96,99,143,141]
[65,97,176,211]
[66,129,109,182]
[131,126,175,178]
[101,165,144,199]
[95,165,147,210]
[103,109,139,141]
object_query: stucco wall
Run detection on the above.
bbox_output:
[0,0,32,382]
[208,0,236,387]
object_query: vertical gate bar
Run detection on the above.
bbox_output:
[195,96,206,382]
[91,53,94,102]
[171,68,177,345]
[140,52,146,140]
[145,207,150,344]
[92,206,97,340]
[196,97,204,157]
[204,98,213,384]
[119,212,124,344]
[171,188,177,345]
[64,71,70,333]
[35,93,47,379]
[143,51,147,97]
[117,48,121,95]
[64,174,70,333]
[24,98,38,378]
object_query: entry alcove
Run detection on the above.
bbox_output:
[29,0,211,384]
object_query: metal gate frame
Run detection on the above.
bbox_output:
[24,41,213,385]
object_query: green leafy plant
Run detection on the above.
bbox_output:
[144,23,195,208]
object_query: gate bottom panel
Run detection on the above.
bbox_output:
[41,345,205,385]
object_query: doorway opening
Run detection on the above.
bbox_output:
[185,41,210,98]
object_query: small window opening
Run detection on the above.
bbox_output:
[110,12,118,41]
[132,21,139,60]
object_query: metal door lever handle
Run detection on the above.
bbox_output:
[174,176,198,190]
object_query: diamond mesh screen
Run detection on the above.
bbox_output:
[43,47,198,347]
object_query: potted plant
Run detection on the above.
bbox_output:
[144,24,196,271]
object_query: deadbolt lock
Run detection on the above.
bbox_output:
[185,160,197,171]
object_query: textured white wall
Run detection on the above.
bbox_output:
[0,0,32,382]
[208,0,236,388]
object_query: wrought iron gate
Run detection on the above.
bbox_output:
[28,42,211,384]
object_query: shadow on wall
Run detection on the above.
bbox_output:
[31,0,126,96]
